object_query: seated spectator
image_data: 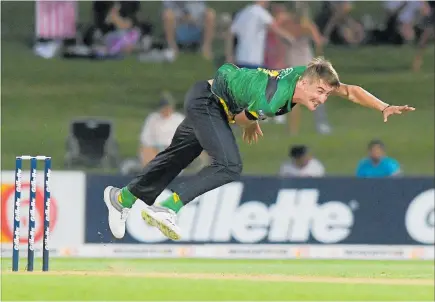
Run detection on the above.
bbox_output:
[226,1,295,69]
[279,145,325,177]
[162,1,216,60]
[139,97,185,166]
[315,1,365,46]
[119,93,208,176]
[356,139,401,178]
[83,1,152,58]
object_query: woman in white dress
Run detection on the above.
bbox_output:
[286,2,332,135]
[264,2,331,134]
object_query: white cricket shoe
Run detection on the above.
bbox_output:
[141,205,181,240]
[103,186,131,239]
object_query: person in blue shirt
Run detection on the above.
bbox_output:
[356,139,401,178]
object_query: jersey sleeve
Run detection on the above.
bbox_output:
[266,93,290,117]
[246,89,289,118]
[250,86,290,119]
[245,103,271,120]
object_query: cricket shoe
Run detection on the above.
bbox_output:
[103,186,131,239]
[141,205,181,241]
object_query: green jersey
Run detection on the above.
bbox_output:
[211,63,307,120]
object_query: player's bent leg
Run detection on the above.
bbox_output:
[103,117,203,239]
[154,81,243,241]
[127,118,202,206]
[105,82,215,240]
[146,157,242,241]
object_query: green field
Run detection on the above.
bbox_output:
[1,258,434,301]
[1,2,434,175]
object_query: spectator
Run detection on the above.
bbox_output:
[262,2,329,132]
[413,1,435,71]
[84,1,146,58]
[162,1,216,60]
[356,140,401,178]
[315,1,365,46]
[279,145,325,177]
[120,93,208,176]
[383,1,425,44]
[226,1,294,68]
[33,0,78,59]
[264,2,331,135]
[139,96,185,166]
[289,2,331,135]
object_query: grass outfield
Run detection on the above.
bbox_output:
[1,3,434,175]
[2,43,434,175]
[2,259,434,301]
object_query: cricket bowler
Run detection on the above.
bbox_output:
[103,57,415,240]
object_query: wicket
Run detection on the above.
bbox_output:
[13,155,51,272]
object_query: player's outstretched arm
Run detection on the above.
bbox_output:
[333,83,415,122]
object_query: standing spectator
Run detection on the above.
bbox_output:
[33,0,78,59]
[162,1,216,60]
[225,1,294,68]
[413,1,435,71]
[356,139,402,178]
[264,2,331,135]
[279,145,325,177]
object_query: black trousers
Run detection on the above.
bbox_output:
[128,81,243,205]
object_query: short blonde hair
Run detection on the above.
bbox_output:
[302,57,340,88]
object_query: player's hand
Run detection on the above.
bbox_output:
[242,122,263,144]
[382,105,415,122]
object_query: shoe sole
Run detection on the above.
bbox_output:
[103,186,124,239]
[141,208,181,241]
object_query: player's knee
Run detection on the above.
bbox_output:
[220,161,243,181]
[212,157,243,180]
[228,162,242,177]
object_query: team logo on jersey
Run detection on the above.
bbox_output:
[277,68,294,79]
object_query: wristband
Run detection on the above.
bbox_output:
[382,105,391,112]
[244,110,258,121]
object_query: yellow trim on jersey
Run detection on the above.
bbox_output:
[217,97,236,124]
[248,111,259,118]
[257,68,279,77]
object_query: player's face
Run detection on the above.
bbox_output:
[301,79,335,111]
